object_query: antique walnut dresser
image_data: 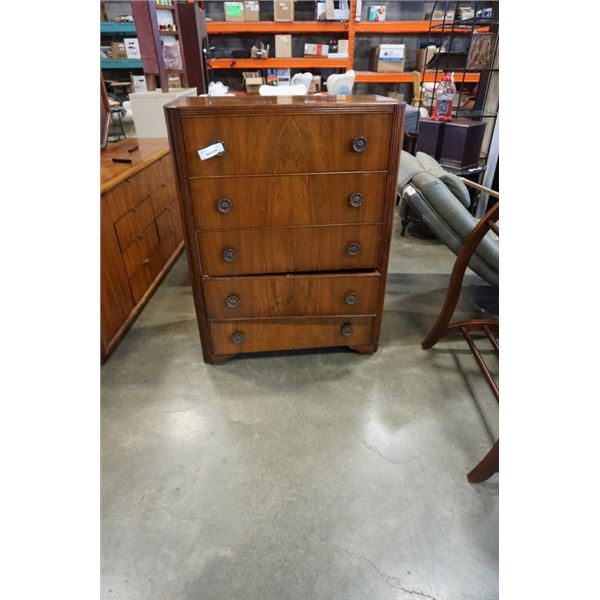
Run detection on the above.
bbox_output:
[164,95,404,364]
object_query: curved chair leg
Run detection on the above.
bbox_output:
[467,439,499,483]
[421,203,499,349]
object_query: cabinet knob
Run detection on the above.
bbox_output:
[352,136,368,153]
[143,258,150,265]
[225,295,240,309]
[137,233,144,240]
[348,192,364,208]
[341,324,353,337]
[231,331,245,345]
[222,248,237,262]
[217,198,233,214]
[346,242,361,256]
[345,292,359,305]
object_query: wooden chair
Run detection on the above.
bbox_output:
[421,190,499,483]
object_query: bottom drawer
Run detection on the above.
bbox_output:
[128,244,162,303]
[210,316,373,356]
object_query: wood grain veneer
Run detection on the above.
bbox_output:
[101,138,185,361]
[164,96,404,363]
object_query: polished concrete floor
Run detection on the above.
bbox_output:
[101,219,499,600]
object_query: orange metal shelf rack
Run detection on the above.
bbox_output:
[207,2,484,85]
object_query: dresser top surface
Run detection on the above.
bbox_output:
[165,94,402,113]
[101,137,169,194]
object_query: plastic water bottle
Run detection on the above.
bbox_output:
[432,72,456,121]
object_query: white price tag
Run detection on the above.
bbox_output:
[197,142,225,161]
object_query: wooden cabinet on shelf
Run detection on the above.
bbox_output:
[165,95,404,364]
[101,138,184,361]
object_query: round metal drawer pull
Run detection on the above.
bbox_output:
[341,324,353,337]
[143,258,150,265]
[349,193,364,208]
[231,331,245,344]
[345,292,358,305]
[222,248,237,262]
[352,136,368,153]
[346,242,361,256]
[226,295,240,309]
[217,198,233,214]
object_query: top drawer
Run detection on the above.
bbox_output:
[181,113,393,177]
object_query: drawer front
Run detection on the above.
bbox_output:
[105,171,151,223]
[151,178,177,217]
[156,201,183,242]
[182,113,392,177]
[128,242,162,303]
[141,155,172,195]
[197,224,382,276]
[190,173,388,230]
[210,316,374,355]
[159,231,181,263]
[114,196,155,252]
[122,222,160,278]
[204,272,380,319]
[158,153,174,181]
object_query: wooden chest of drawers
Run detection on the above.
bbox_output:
[101,138,185,361]
[165,95,404,364]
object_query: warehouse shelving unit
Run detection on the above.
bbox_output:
[205,0,489,86]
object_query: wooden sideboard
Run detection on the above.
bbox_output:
[165,95,404,364]
[101,138,184,360]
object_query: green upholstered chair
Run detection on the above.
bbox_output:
[397,151,499,287]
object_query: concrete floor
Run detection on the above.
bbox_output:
[101,218,499,600]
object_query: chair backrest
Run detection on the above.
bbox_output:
[290,72,313,92]
[326,70,356,96]
[258,84,308,96]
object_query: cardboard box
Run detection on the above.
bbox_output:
[250,42,269,58]
[168,74,182,89]
[370,44,405,73]
[304,43,329,58]
[224,2,245,22]
[244,1,260,21]
[124,38,141,59]
[333,39,349,58]
[111,41,127,59]
[130,75,147,93]
[368,5,386,21]
[355,0,362,21]
[243,71,264,93]
[316,1,350,20]
[274,0,294,22]
[275,34,292,58]
[416,45,438,72]
[267,68,292,86]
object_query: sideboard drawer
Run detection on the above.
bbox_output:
[210,316,374,355]
[151,178,176,217]
[122,222,160,278]
[106,172,152,222]
[204,272,380,319]
[128,243,162,303]
[182,113,393,177]
[156,201,183,241]
[190,172,388,230]
[114,196,155,252]
[197,224,382,277]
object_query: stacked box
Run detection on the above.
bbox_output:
[370,44,405,73]
[274,0,294,21]
[224,2,245,22]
